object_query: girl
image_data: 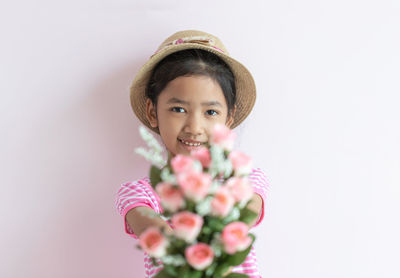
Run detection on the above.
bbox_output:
[115,30,269,278]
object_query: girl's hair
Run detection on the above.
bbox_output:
[146,49,236,116]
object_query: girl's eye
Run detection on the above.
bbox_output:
[171,107,185,113]
[206,110,218,116]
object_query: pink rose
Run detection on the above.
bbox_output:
[210,123,236,151]
[139,227,168,258]
[210,186,235,217]
[171,154,195,174]
[185,243,214,270]
[171,211,203,242]
[155,182,184,212]
[221,222,252,254]
[177,171,212,202]
[228,150,253,176]
[191,147,211,168]
[226,177,254,206]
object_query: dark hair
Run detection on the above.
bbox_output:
[146,49,236,116]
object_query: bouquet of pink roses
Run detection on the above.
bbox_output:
[134,124,258,278]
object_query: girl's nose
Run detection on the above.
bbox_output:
[184,113,204,135]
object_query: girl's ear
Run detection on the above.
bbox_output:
[145,99,158,128]
[226,104,236,128]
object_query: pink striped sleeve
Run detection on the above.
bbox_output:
[249,167,270,228]
[115,177,161,239]
[232,246,262,277]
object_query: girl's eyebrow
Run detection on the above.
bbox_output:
[202,101,222,107]
[166,97,222,107]
[167,97,188,105]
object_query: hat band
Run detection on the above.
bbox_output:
[151,36,225,57]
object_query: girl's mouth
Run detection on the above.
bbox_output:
[178,138,204,149]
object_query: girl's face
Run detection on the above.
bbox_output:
[146,75,234,157]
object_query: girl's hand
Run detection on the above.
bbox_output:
[126,207,173,237]
[223,266,233,276]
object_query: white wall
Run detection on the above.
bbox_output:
[1,0,399,277]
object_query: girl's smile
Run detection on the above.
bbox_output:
[178,138,204,147]
[146,75,234,156]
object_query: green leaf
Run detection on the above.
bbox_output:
[178,264,191,278]
[239,207,258,225]
[224,273,250,278]
[226,234,256,266]
[205,262,218,277]
[151,257,159,267]
[164,264,178,276]
[208,217,225,232]
[185,199,196,211]
[213,263,230,278]
[150,165,162,188]
[191,270,203,278]
[202,226,212,235]
[154,269,175,278]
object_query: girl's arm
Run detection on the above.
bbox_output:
[125,194,262,237]
[246,193,263,228]
[125,206,173,237]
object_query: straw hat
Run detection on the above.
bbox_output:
[130,30,256,133]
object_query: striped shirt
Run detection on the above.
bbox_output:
[115,167,269,278]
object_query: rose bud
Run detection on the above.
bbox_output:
[221,222,252,254]
[210,186,235,217]
[171,211,203,243]
[171,154,195,174]
[226,177,254,206]
[177,171,212,202]
[228,150,253,176]
[185,243,214,270]
[191,147,211,168]
[138,227,168,258]
[210,123,236,151]
[155,182,185,213]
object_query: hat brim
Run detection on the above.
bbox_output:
[130,43,256,134]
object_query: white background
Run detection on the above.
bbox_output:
[1,0,399,277]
